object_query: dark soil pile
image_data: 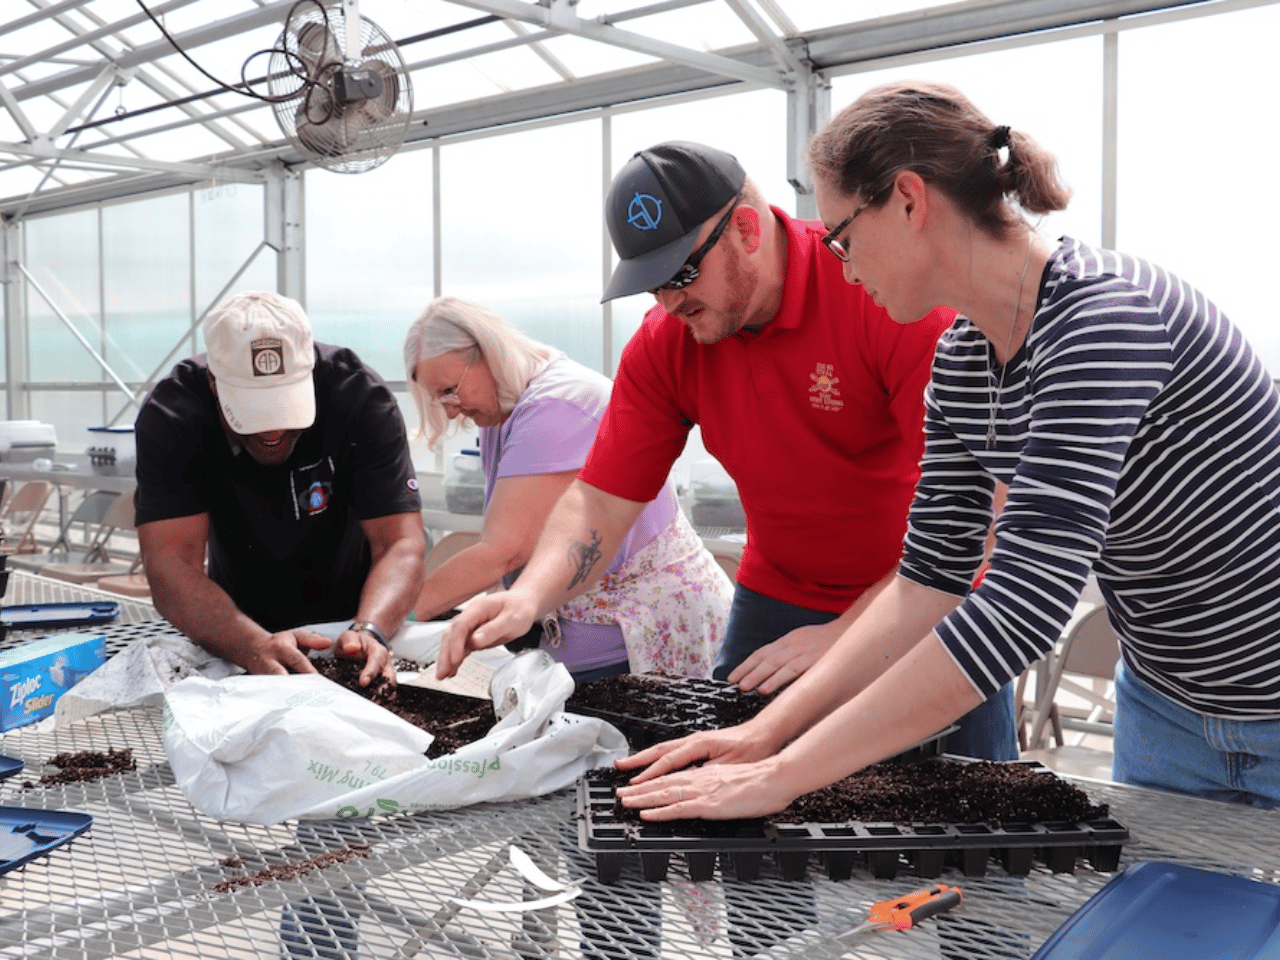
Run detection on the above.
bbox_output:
[567,674,774,733]
[313,657,494,758]
[212,843,372,893]
[24,748,137,788]
[592,758,1109,827]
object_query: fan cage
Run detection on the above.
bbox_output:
[268,5,413,174]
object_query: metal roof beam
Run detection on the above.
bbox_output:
[10,0,298,101]
[1,139,266,182]
[444,0,789,88]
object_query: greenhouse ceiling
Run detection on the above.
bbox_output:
[0,0,1216,219]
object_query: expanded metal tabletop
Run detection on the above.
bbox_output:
[0,697,1278,959]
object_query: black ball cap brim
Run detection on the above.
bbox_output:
[601,225,700,302]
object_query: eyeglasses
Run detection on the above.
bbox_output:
[821,201,873,263]
[431,362,471,407]
[654,192,743,292]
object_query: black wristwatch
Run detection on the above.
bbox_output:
[349,620,390,648]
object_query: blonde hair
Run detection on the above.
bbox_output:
[403,297,554,448]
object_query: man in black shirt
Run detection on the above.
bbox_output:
[135,290,424,685]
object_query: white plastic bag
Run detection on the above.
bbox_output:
[162,649,627,824]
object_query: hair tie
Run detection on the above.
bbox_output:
[988,124,1012,150]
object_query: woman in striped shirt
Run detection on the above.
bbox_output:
[616,80,1280,818]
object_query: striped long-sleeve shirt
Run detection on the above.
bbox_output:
[900,237,1280,719]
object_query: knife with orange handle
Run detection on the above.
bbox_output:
[838,884,964,939]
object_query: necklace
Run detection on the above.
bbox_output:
[986,234,1034,450]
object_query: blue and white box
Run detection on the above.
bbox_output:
[0,632,106,731]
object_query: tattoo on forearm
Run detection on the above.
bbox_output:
[566,531,603,590]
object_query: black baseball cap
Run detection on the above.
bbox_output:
[601,141,746,302]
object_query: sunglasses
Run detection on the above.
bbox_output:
[653,192,743,291]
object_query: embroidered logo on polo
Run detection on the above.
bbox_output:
[250,337,285,377]
[809,362,844,412]
[306,480,331,515]
[628,192,662,231]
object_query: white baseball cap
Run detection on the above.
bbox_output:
[203,291,316,435]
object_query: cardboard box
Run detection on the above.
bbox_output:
[0,632,106,731]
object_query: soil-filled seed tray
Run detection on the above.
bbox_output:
[566,673,954,762]
[578,759,1128,884]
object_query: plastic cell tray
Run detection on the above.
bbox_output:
[577,760,1128,884]
[566,676,954,761]
[0,807,93,876]
[1031,861,1280,960]
[566,676,773,750]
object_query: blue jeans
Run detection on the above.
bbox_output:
[1114,660,1280,809]
[714,583,1019,761]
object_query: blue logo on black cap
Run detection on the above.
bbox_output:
[628,192,662,230]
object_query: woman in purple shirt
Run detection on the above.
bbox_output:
[404,297,731,682]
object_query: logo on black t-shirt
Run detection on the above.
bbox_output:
[305,480,330,515]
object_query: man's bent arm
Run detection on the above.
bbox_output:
[138,514,325,674]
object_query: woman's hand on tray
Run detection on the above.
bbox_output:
[615,757,793,821]
[615,721,777,782]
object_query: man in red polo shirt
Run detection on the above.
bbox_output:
[441,141,1016,762]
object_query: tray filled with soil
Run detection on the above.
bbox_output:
[566,673,953,762]
[312,658,495,759]
[578,758,1128,884]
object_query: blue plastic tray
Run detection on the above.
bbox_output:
[0,602,119,630]
[1032,860,1280,959]
[0,807,92,875]
[0,755,23,781]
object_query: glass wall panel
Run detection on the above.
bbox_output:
[24,209,102,385]
[305,151,436,383]
[440,121,601,370]
[1117,5,1280,376]
[194,181,273,326]
[832,37,1104,251]
[102,193,192,408]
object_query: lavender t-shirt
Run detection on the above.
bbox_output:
[480,352,679,589]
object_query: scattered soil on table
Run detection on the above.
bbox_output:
[566,674,774,733]
[313,657,494,758]
[212,843,371,893]
[23,748,137,788]
[592,758,1109,828]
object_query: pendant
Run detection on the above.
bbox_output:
[986,422,997,450]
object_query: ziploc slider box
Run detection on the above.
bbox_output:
[0,632,105,732]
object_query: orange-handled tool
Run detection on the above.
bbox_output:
[840,884,963,939]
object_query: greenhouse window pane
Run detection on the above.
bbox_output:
[305,150,436,383]
[103,193,192,384]
[439,120,602,372]
[24,209,102,384]
[1117,5,1280,377]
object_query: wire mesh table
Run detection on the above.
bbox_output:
[0,693,1278,959]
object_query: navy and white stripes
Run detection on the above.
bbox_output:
[900,237,1280,719]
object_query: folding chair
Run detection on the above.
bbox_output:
[40,491,137,585]
[0,480,54,555]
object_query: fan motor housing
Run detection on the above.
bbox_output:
[334,66,384,104]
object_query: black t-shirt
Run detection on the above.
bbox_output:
[134,343,421,632]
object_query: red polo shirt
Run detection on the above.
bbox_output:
[581,208,954,612]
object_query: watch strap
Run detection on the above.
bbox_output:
[350,620,390,648]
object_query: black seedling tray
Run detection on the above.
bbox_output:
[0,807,92,876]
[566,676,773,750]
[566,674,953,762]
[578,760,1128,884]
